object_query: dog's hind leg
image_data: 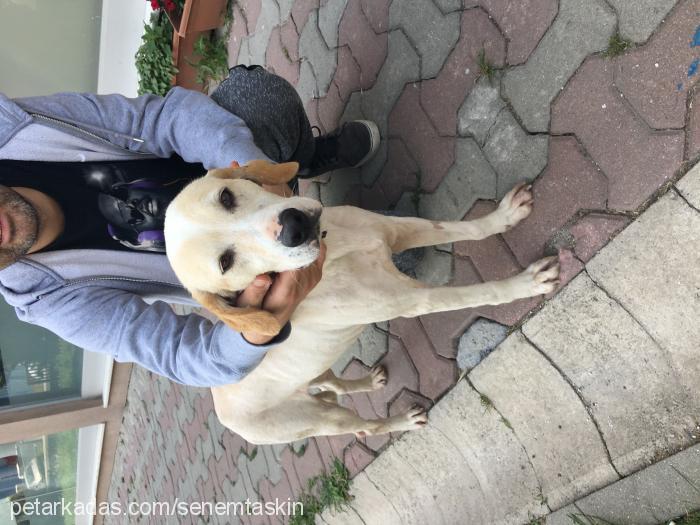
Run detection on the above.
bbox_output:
[382,183,533,252]
[309,366,387,396]
[227,394,427,444]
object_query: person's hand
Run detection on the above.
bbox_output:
[237,242,327,344]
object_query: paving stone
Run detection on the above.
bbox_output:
[228,3,250,65]
[394,190,418,216]
[676,161,700,210]
[483,109,549,196]
[567,212,630,262]
[575,444,700,525]
[243,0,263,35]
[419,257,482,358]
[470,331,620,509]
[266,26,299,85]
[359,140,388,188]
[544,505,581,525]
[477,0,559,65]
[587,190,700,411]
[322,471,402,524]
[343,442,376,478]
[420,9,506,136]
[457,76,506,146]
[360,29,420,139]
[359,0,390,33]
[434,0,462,12]
[360,442,444,524]
[457,317,509,370]
[339,0,389,90]
[299,10,337,97]
[389,84,455,192]
[331,324,390,375]
[552,56,685,210]
[317,84,345,131]
[280,447,303,497]
[376,138,419,206]
[333,46,362,102]
[524,273,695,476]
[389,0,461,78]
[607,0,678,44]
[503,0,616,132]
[418,138,496,220]
[389,317,458,401]
[414,247,453,286]
[392,423,494,524]
[318,0,348,49]
[502,136,608,267]
[319,168,360,205]
[293,439,326,490]
[687,89,700,161]
[426,379,548,523]
[291,0,320,30]
[247,0,281,66]
[366,337,420,418]
[297,60,318,108]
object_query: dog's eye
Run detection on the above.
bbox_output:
[219,188,236,210]
[219,250,234,274]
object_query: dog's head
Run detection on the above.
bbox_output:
[164,160,323,335]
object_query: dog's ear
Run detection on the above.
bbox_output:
[207,160,299,185]
[191,290,282,337]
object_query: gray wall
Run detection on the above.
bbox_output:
[0,0,103,97]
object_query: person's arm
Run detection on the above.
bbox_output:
[16,283,288,387]
[13,88,270,169]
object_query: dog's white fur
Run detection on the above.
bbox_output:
[164,162,560,445]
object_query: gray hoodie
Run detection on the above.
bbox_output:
[0,88,292,387]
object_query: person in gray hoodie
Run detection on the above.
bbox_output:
[0,66,379,387]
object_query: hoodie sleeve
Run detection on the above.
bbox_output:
[12,88,272,169]
[13,281,289,387]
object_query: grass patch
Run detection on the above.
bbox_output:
[604,33,632,58]
[673,509,700,525]
[289,458,352,525]
[478,48,497,82]
[479,393,493,411]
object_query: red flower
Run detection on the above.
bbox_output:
[164,0,176,11]
[149,0,160,10]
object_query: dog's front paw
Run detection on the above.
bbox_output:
[514,256,560,296]
[370,365,388,390]
[494,183,534,232]
[404,404,429,429]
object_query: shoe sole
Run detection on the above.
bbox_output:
[352,120,381,168]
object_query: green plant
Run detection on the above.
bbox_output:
[478,48,496,82]
[674,510,700,525]
[289,459,352,525]
[135,12,178,96]
[603,33,631,58]
[188,32,229,86]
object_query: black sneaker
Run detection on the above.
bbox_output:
[304,120,380,177]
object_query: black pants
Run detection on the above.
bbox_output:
[210,65,316,171]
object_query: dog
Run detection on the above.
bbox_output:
[163,160,560,445]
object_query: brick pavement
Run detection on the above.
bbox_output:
[107,1,699,522]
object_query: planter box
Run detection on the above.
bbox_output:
[166,0,227,37]
[172,30,208,91]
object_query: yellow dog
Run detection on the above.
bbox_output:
[164,161,559,444]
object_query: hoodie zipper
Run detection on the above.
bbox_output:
[30,113,151,154]
[37,276,184,300]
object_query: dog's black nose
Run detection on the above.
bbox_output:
[278,208,313,248]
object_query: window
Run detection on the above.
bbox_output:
[0,300,84,411]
